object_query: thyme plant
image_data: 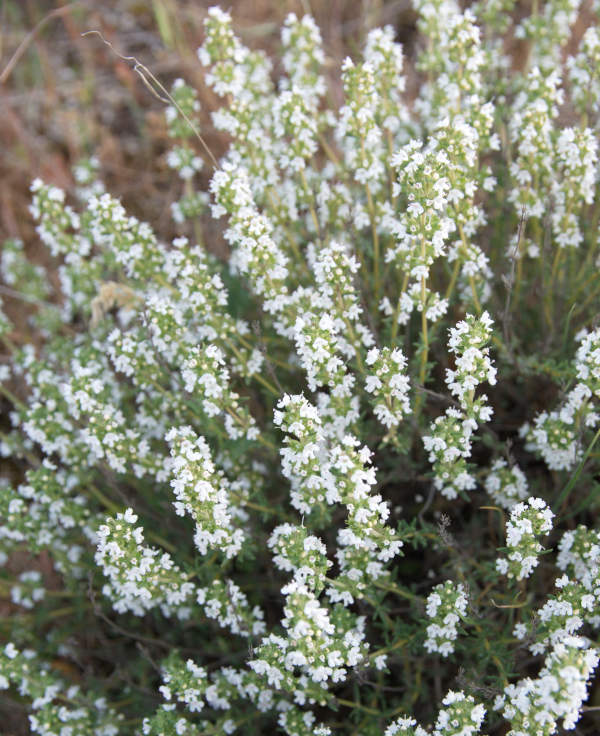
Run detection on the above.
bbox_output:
[1,2,600,734]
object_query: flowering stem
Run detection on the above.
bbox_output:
[456,224,482,313]
[371,635,412,659]
[266,186,305,264]
[390,272,409,344]
[89,484,177,552]
[373,579,421,602]
[544,246,563,326]
[445,258,461,303]
[184,178,204,247]
[573,281,600,317]
[229,492,289,519]
[386,129,396,205]
[0,384,27,415]
[336,698,381,716]
[365,182,381,303]
[223,337,279,395]
[1,331,20,354]
[317,130,342,169]
[418,276,429,391]
[469,275,481,314]
[299,168,321,240]
[339,309,366,375]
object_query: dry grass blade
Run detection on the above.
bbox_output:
[0,2,83,85]
[81,29,219,169]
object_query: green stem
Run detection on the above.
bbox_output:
[555,424,600,515]
[223,337,279,396]
[335,698,381,716]
[229,492,287,519]
[317,131,342,169]
[299,169,320,241]
[544,246,563,326]
[445,258,461,303]
[184,178,204,248]
[419,280,429,387]
[0,382,28,413]
[373,579,421,602]
[365,182,381,304]
[390,273,409,344]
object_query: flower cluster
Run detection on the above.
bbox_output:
[445,311,496,420]
[496,497,554,581]
[484,459,528,509]
[181,344,259,441]
[10,570,45,610]
[495,636,598,735]
[198,6,271,102]
[153,650,270,730]
[210,164,290,315]
[166,426,245,558]
[0,643,122,736]
[249,580,368,691]
[365,347,411,429]
[515,0,581,73]
[338,58,385,193]
[268,523,331,594]
[524,328,600,471]
[280,13,325,96]
[568,26,600,116]
[424,581,468,657]
[508,67,563,222]
[514,524,600,655]
[95,508,196,618]
[423,312,495,498]
[386,690,485,736]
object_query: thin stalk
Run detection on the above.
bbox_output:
[544,246,563,327]
[419,279,429,388]
[230,495,287,518]
[457,224,481,313]
[184,178,204,248]
[235,333,291,371]
[223,406,275,451]
[0,382,28,413]
[264,186,304,264]
[468,275,482,314]
[317,131,342,169]
[445,258,461,303]
[572,281,600,318]
[373,579,421,602]
[335,698,380,716]
[390,272,409,344]
[371,635,411,659]
[223,337,279,396]
[386,128,396,206]
[555,424,600,515]
[299,169,320,241]
[365,182,381,303]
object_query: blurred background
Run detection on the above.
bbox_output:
[0,1,419,254]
